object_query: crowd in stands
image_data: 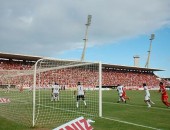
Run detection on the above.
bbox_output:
[0,59,169,89]
[102,69,161,88]
[0,60,33,70]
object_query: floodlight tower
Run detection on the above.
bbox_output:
[145,34,155,68]
[81,15,92,61]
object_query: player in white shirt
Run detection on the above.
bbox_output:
[5,84,10,93]
[143,83,155,107]
[74,82,87,108]
[51,82,60,101]
[117,84,126,103]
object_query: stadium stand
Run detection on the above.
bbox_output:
[0,52,169,89]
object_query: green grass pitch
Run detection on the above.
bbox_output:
[0,89,170,130]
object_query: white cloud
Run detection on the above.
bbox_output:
[0,0,170,56]
[19,16,33,25]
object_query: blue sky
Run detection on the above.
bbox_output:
[0,0,170,78]
[58,28,170,78]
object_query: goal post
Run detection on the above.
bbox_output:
[99,61,102,117]
[32,58,102,127]
[0,59,102,127]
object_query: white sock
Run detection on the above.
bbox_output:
[121,97,125,102]
[76,102,79,108]
[118,97,121,101]
[146,102,151,107]
[150,100,155,104]
[84,101,86,106]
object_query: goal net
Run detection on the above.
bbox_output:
[0,59,102,128]
[0,69,34,126]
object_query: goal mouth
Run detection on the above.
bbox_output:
[0,59,102,127]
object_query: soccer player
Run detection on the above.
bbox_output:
[159,82,170,107]
[143,83,155,107]
[5,84,10,93]
[122,87,130,100]
[117,84,126,103]
[51,82,60,101]
[75,82,87,108]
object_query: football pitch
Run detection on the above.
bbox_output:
[0,89,170,130]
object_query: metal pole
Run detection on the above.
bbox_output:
[33,59,43,127]
[81,15,92,61]
[81,25,89,61]
[99,62,102,117]
[145,34,155,68]
[145,40,152,68]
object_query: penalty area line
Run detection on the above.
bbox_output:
[100,116,162,130]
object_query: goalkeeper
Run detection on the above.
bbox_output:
[74,82,87,108]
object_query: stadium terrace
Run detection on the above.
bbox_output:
[0,52,168,90]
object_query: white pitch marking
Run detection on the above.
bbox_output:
[101,116,162,130]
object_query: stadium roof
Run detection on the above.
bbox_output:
[0,52,43,61]
[102,63,164,72]
[0,52,164,72]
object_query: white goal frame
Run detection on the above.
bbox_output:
[32,58,102,127]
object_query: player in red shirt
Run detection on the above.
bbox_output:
[122,87,130,100]
[159,82,170,107]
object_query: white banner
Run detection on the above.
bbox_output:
[0,97,11,103]
[53,116,93,130]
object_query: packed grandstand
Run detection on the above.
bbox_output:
[0,52,169,90]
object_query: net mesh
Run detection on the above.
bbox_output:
[0,59,100,127]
